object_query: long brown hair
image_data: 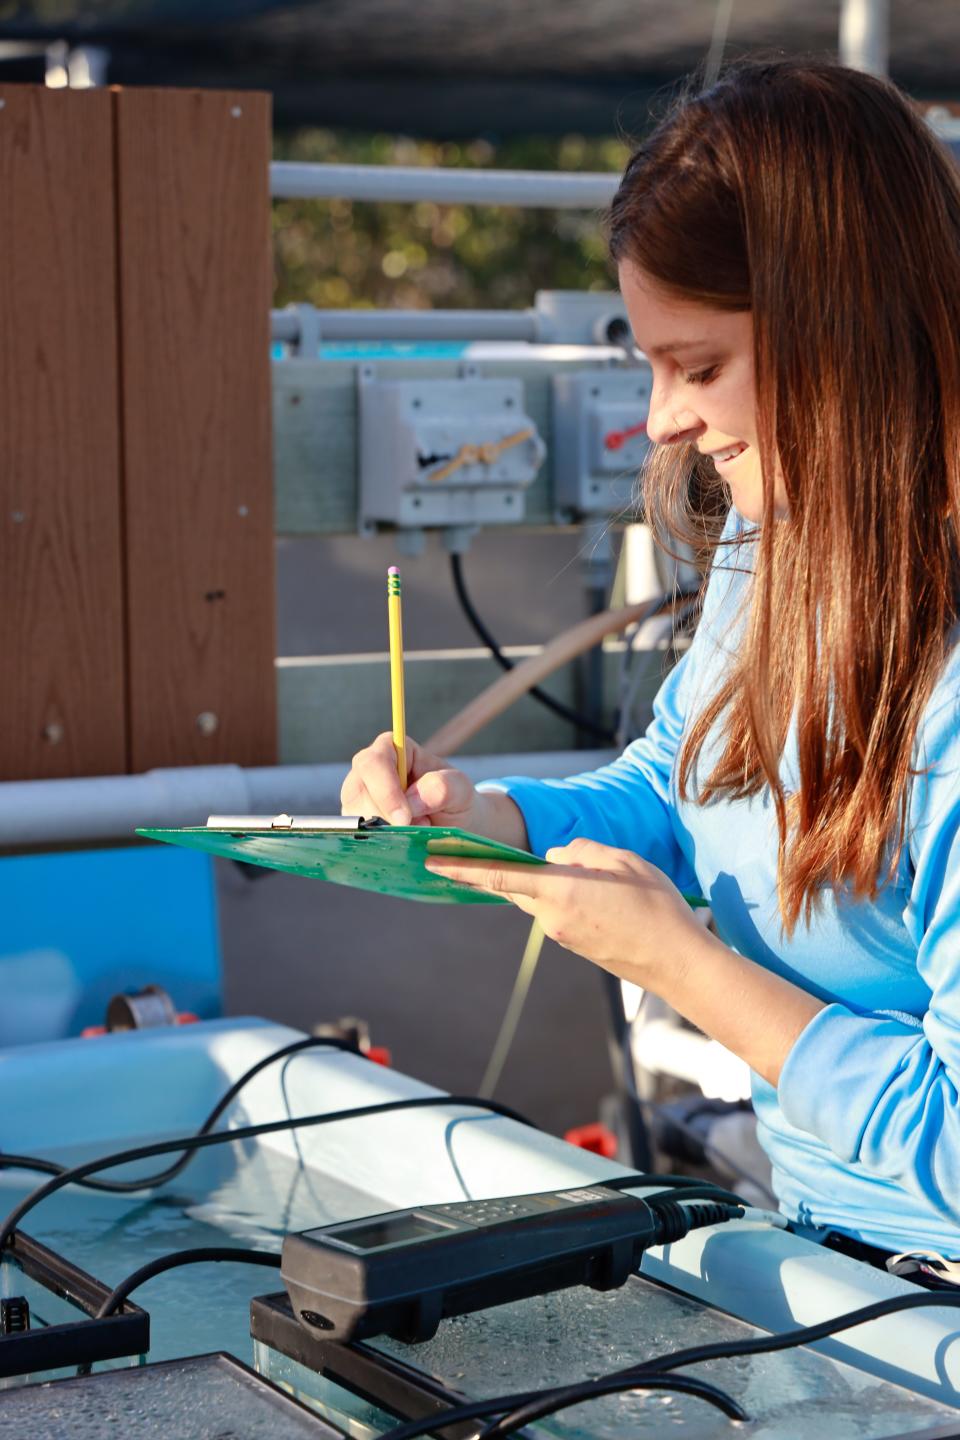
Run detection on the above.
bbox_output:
[609,60,960,931]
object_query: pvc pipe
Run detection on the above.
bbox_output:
[839,0,889,76]
[271,307,541,345]
[425,597,684,755]
[0,752,615,850]
[270,162,620,210]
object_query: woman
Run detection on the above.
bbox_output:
[342,60,960,1264]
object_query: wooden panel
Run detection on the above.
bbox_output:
[0,86,126,780]
[115,88,276,770]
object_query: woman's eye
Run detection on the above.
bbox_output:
[684,365,720,386]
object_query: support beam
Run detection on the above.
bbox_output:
[839,0,889,76]
[270,161,619,209]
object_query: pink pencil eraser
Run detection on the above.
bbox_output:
[388,565,400,576]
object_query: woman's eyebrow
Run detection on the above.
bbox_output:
[646,339,710,356]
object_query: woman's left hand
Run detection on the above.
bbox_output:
[425,837,708,988]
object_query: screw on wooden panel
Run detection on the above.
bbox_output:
[196,711,219,737]
[11,510,24,523]
[231,106,242,118]
[237,504,249,518]
[0,101,6,111]
[42,722,64,745]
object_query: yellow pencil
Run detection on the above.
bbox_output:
[387,566,408,791]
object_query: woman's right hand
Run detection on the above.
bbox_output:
[341,733,478,828]
[340,732,528,847]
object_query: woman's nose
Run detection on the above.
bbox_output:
[646,397,702,446]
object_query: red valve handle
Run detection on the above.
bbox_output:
[604,420,647,451]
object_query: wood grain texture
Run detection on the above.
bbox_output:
[116,88,277,770]
[0,86,126,780]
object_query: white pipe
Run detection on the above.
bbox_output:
[272,307,540,345]
[0,752,615,849]
[270,162,619,209]
[839,0,889,76]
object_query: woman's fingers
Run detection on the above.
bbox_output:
[407,766,475,819]
[424,857,549,897]
[342,732,412,823]
[341,733,476,826]
[546,838,636,871]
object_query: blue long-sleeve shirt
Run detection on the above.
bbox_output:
[481,513,960,1253]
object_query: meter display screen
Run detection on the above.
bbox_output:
[328,1213,456,1251]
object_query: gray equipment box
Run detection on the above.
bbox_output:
[358,370,545,532]
[553,366,652,517]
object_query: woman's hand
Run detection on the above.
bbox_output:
[340,732,528,846]
[425,836,708,988]
[426,834,824,1087]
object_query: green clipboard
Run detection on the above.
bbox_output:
[136,821,544,905]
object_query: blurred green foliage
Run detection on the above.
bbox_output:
[272,132,631,310]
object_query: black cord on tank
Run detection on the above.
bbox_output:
[626,1288,960,1377]
[0,1035,362,1195]
[73,1247,283,1377]
[95,1247,282,1320]
[0,1072,747,1257]
[0,1027,745,1220]
[476,1371,746,1436]
[0,1093,538,1254]
[381,1287,960,1440]
[479,1290,960,1440]
[79,1248,741,1422]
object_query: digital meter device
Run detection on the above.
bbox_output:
[281,1184,663,1344]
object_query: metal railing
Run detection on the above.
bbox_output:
[270,162,620,210]
[271,306,540,346]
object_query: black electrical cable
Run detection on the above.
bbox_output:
[95,1246,282,1320]
[74,1247,285,1378]
[602,1174,745,1208]
[0,1073,746,1260]
[621,1289,960,1379]
[0,1094,538,1255]
[371,1200,744,1439]
[0,1028,746,1213]
[450,551,614,739]
[477,1371,747,1437]
[0,1033,744,1221]
[378,1371,744,1440]
[481,1289,960,1440]
[451,554,696,745]
[0,1035,362,1195]
[381,1288,960,1440]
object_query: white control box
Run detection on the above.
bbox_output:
[552,367,653,518]
[358,370,546,532]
